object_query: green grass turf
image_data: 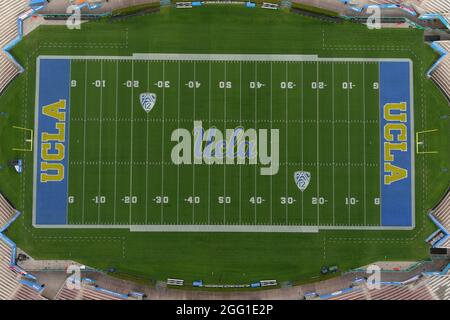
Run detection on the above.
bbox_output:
[63,57,381,228]
[0,7,449,284]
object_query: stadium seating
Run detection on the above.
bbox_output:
[0,192,46,300]
[416,0,450,16]
[369,0,403,4]
[55,280,127,300]
[429,188,450,241]
[427,40,450,102]
[325,278,440,300]
[413,0,450,28]
[0,194,19,231]
[425,272,450,300]
[0,236,45,300]
[0,0,29,94]
[0,239,18,299]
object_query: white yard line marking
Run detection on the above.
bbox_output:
[285,62,289,224]
[239,61,242,224]
[129,60,135,225]
[161,61,166,224]
[97,60,104,224]
[66,61,72,224]
[363,63,367,225]
[82,60,88,224]
[145,61,150,224]
[177,61,181,224]
[301,62,304,224]
[332,62,335,225]
[347,62,351,224]
[208,61,211,224]
[223,62,227,224]
[254,62,258,224]
[113,60,119,224]
[378,62,382,226]
[316,61,320,225]
[270,61,273,224]
[192,61,196,223]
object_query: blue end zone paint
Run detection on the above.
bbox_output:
[379,61,413,227]
[35,58,70,225]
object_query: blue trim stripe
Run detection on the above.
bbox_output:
[0,210,21,233]
[427,41,448,77]
[319,287,356,300]
[420,13,450,30]
[93,286,129,299]
[428,212,449,236]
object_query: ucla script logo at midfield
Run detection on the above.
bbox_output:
[294,171,311,192]
[139,92,157,113]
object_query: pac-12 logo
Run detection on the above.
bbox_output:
[40,99,66,183]
[294,171,311,192]
[383,102,408,185]
[139,93,157,113]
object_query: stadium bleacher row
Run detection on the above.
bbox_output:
[0,193,46,300]
[0,0,29,94]
[0,194,19,231]
[55,280,127,300]
[369,0,403,5]
[326,269,450,300]
[428,41,450,103]
[1,191,132,300]
[429,188,450,248]
[413,0,450,28]
[0,236,46,300]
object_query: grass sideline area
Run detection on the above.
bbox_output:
[111,2,161,17]
[291,2,340,17]
[0,6,448,285]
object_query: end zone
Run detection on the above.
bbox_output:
[379,60,414,228]
[32,57,71,226]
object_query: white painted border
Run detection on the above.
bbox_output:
[32,54,416,232]
[409,59,415,229]
[32,57,41,227]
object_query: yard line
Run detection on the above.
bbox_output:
[208,61,211,224]
[66,61,72,224]
[316,61,320,225]
[161,61,166,224]
[192,61,196,224]
[239,61,242,224]
[301,62,304,224]
[363,63,367,225]
[332,62,335,225]
[97,60,104,224]
[270,61,273,224]
[347,62,351,224]
[145,61,150,224]
[113,60,119,224]
[378,62,382,226]
[129,60,135,225]
[223,62,227,224]
[285,62,289,224]
[254,62,258,224]
[81,60,88,224]
[177,61,181,224]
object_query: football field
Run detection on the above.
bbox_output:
[33,54,414,231]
